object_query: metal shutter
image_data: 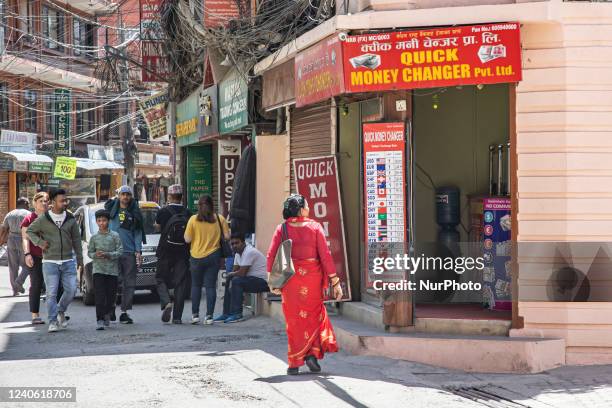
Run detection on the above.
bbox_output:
[289,101,332,192]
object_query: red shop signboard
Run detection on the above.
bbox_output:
[293,156,351,301]
[295,35,345,107]
[342,22,522,92]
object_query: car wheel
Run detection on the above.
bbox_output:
[81,267,95,306]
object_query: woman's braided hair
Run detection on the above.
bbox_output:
[282,194,306,220]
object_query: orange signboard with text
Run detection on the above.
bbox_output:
[342,22,522,92]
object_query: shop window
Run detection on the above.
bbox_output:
[73,18,96,58]
[24,90,38,132]
[18,0,34,42]
[103,103,120,140]
[0,83,8,129]
[76,101,96,137]
[42,6,65,51]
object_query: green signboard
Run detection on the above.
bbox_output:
[219,70,248,134]
[176,88,200,147]
[0,157,13,170]
[28,162,53,173]
[54,89,71,156]
[186,145,213,212]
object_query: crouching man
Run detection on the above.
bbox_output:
[214,232,269,323]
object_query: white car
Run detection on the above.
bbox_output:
[74,202,161,305]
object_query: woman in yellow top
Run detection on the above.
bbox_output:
[184,195,229,325]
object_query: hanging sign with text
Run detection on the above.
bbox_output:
[343,22,521,92]
[293,156,351,301]
[295,35,344,107]
[54,156,77,180]
[218,139,241,218]
[54,89,71,156]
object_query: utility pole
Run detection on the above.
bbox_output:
[118,13,136,189]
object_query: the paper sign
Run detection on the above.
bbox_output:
[186,145,213,212]
[362,122,407,288]
[343,22,522,93]
[53,156,77,180]
[294,155,352,301]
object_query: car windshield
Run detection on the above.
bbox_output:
[89,207,159,236]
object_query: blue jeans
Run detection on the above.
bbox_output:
[42,260,77,323]
[223,276,270,315]
[190,250,221,317]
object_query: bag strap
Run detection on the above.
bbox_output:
[281,222,289,242]
[216,214,224,240]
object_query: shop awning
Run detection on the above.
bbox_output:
[1,152,53,163]
[76,158,124,171]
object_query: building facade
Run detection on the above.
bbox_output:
[254,0,612,369]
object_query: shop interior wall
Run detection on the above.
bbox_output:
[338,101,362,301]
[413,84,509,303]
[413,84,509,243]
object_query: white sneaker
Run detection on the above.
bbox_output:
[58,312,68,329]
[191,314,200,325]
[48,321,59,333]
[204,315,214,325]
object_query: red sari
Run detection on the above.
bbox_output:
[267,217,339,368]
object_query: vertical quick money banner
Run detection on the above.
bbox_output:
[294,155,351,301]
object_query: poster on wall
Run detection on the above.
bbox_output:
[218,139,241,218]
[139,90,168,141]
[482,197,512,311]
[186,145,213,213]
[342,22,521,92]
[43,178,97,212]
[362,122,407,288]
[294,156,351,301]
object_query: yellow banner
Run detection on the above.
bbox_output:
[53,156,77,180]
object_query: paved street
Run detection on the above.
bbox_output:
[1,265,611,408]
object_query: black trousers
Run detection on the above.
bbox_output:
[94,274,118,321]
[28,256,44,314]
[156,254,189,321]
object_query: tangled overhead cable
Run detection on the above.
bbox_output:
[160,0,335,100]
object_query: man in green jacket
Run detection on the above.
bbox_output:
[27,188,83,333]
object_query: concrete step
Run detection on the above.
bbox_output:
[263,299,565,373]
[341,300,511,336]
[333,316,565,373]
[414,316,511,337]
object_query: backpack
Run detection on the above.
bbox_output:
[161,207,189,248]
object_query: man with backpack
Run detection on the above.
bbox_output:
[155,184,191,324]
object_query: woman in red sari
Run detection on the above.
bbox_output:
[267,194,343,375]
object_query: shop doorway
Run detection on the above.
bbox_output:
[412,84,512,323]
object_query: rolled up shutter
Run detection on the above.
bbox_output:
[289,101,332,192]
